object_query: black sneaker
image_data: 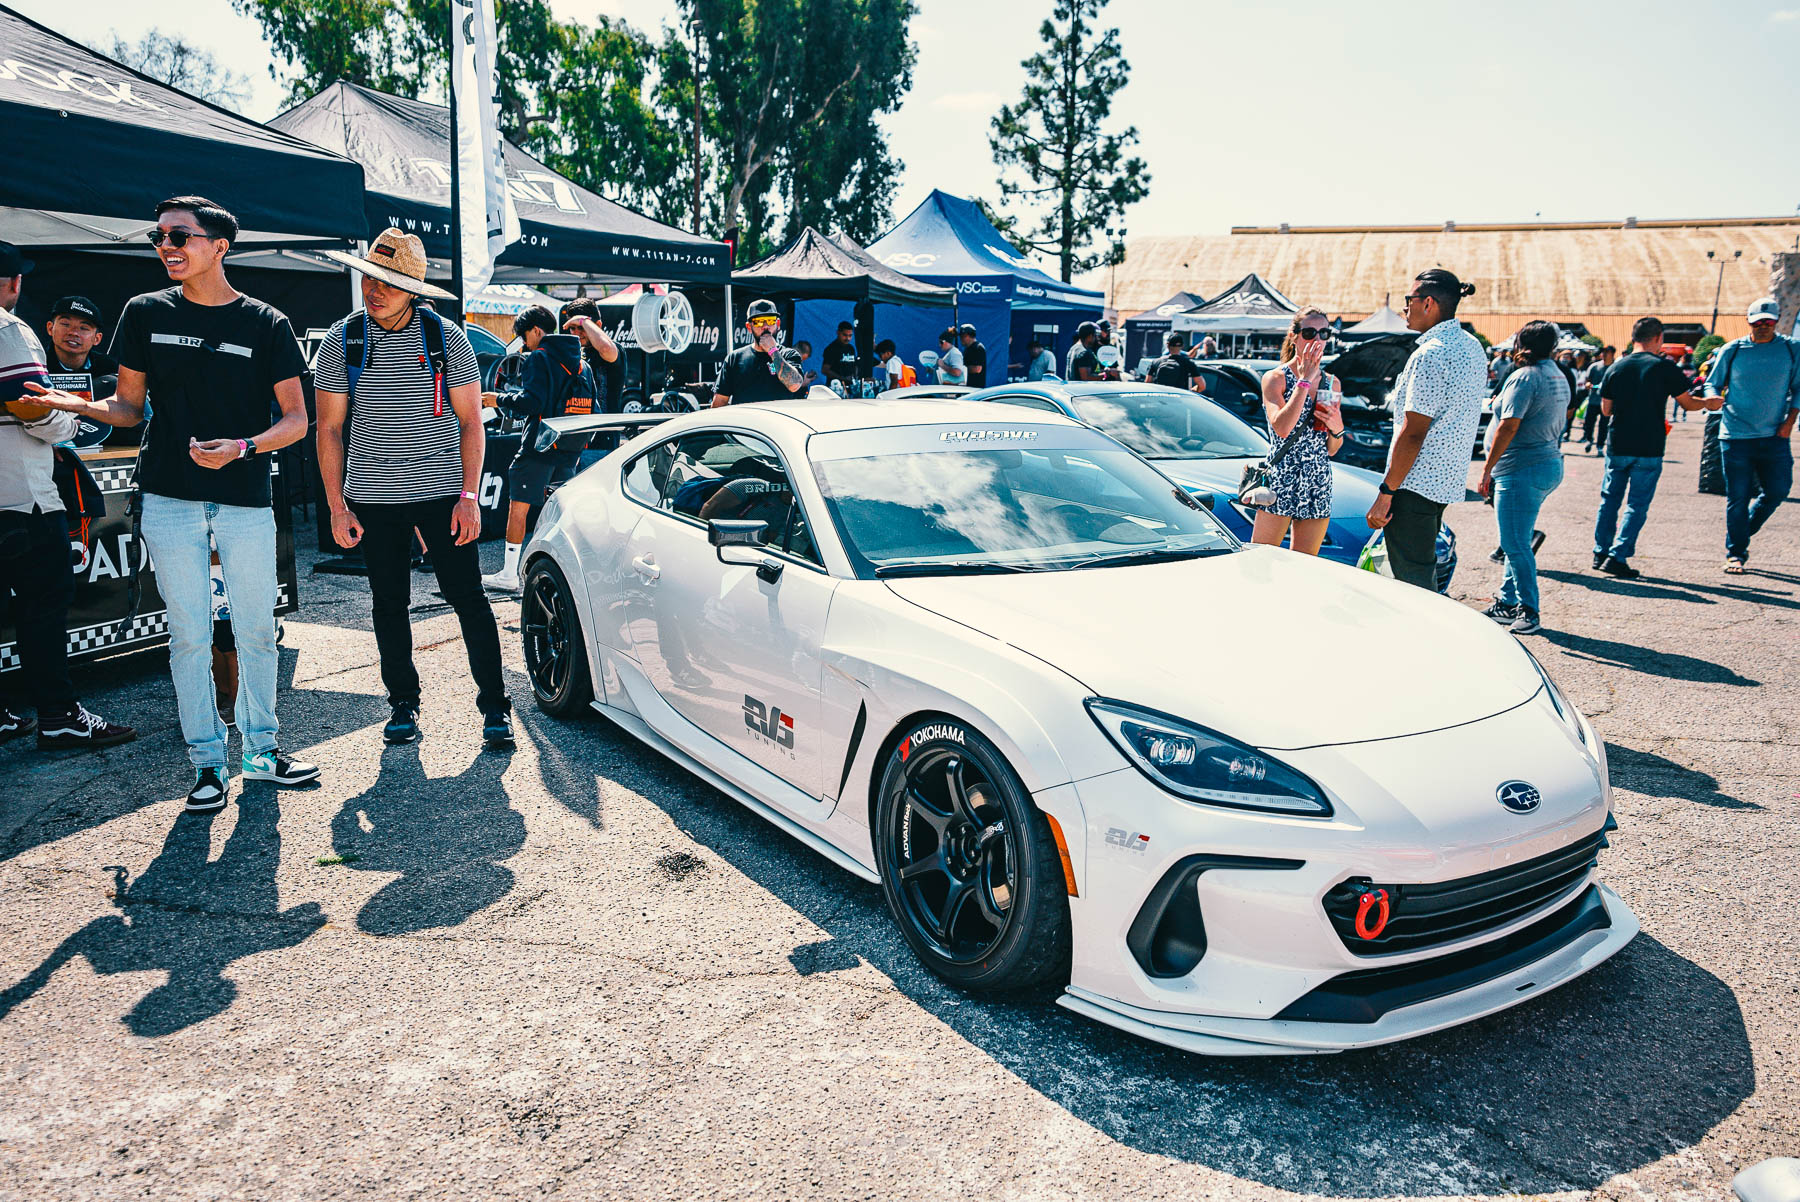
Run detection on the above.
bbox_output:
[1598,555,1641,580]
[482,710,514,749]
[242,748,320,785]
[1488,545,1506,563]
[37,705,137,751]
[1482,601,1522,624]
[1509,608,1542,635]
[0,708,36,745]
[1592,552,1607,569]
[186,767,228,813]
[384,705,421,744]
[1530,529,1546,553]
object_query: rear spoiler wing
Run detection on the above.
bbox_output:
[537,412,679,453]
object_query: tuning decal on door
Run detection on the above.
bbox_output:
[743,695,796,752]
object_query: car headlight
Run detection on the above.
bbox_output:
[1525,651,1596,755]
[1086,699,1333,816]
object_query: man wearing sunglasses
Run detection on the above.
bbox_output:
[1367,268,1486,590]
[22,198,317,812]
[712,300,806,407]
[1704,296,1798,574]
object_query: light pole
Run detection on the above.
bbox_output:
[1708,249,1741,335]
[690,20,703,236]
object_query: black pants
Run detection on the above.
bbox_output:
[1385,489,1446,591]
[0,509,77,715]
[349,497,509,715]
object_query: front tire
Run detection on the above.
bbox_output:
[873,718,1071,991]
[522,558,593,717]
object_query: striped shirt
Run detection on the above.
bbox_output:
[314,309,481,504]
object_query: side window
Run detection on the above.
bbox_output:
[622,440,667,505]
[637,429,821,567]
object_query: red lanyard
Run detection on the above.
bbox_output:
[422,352,442,416]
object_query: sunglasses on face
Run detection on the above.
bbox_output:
[1750,319,1776,328]
[1401,293,1427,307]
[1297,327,1327,340]
[748,317,780,329]
[145,227,210,249]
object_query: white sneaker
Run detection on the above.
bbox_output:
[482,568,521,592]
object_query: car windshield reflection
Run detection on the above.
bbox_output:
[810,425,1238,578]
[1067,391,1270,461]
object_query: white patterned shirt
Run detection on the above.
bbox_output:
[1388,317,1488,504]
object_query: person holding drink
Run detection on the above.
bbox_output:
[1253,308,1346,555]
[712,300,806,407]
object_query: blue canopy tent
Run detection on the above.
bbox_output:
[867,190,1104,381]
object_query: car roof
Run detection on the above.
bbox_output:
[968,380,1210,402]
[716,397,1084,434]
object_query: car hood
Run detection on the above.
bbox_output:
[1327,334,1417,382]
[884,547,1539,750]
[1152,457,1381,520]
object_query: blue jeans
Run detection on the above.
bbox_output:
[1592,453,1664,562]
[1494,458,1563,614]
[139,494,279,769]
[1722,437,1793,561]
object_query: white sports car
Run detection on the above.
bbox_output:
[520,400,1637,1055]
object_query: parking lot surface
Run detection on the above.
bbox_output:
[2,423,1794,1201]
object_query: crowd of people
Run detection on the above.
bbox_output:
[2,209,1797,814]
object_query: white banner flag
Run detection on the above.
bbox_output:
[451,0,519,292]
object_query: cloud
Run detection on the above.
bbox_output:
[932,90,1004,113]
[1771,8,1800,20]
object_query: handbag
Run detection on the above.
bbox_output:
[1237,388,1316,507]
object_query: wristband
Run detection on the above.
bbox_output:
[1295,378,1313,391]
[460,490,477,501]
[236,439,249,459]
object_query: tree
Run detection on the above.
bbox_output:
[988,0,1149,283]
[103,29,252,111]
[670,0,918,260]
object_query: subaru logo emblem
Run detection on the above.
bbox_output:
[1496,780,1541,814]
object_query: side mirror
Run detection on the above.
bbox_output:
[708,519,782,583]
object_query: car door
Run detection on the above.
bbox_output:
[618,428,838,806]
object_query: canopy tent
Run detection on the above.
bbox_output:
[1170,273,1299,335]
[868,190,1103,380]
[0,6,367,247]
[1122,290,1208,369]
[734,227,955,307]
[1340,305,1412,340]
[465,283,565,316]
[270,82,730,287]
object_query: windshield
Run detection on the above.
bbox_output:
[1065,390,1270,461]
[810,423,1238,577]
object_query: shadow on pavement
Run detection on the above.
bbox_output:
[1539,628,1759,687]
[0,785,325,1036]
[329,741,524,935]
[1604,741,1760,811]
[1541,567,1800,612]
[558,714,1755,1198]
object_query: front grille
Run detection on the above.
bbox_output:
[1324,827,1607,956]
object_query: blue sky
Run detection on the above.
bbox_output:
[15,0,1800,249]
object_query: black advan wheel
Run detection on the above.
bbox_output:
[522,558,593,717]
[874,717,1071,990]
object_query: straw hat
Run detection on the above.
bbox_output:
[324,228,454,300]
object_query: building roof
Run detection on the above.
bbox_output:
[1106,216,1800,323]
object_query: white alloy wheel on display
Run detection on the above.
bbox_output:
[632,291,696,355]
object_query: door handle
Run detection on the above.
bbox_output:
[631,554,660,581]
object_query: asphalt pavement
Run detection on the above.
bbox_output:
[2,420,1795,1202]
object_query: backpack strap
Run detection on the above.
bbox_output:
[343,311,369,402]
[418,306,448,417]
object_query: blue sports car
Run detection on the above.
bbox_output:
[962,380,1456,590]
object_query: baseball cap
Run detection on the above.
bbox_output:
[958,323,977,337]
[50,296,103,325]
[1747,297,1780,324]
[1075,321,1098,339]
[746,298,779,321]
[0,241,34,277]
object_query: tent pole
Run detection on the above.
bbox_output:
[723,282,733,350]
[447,2,463,310]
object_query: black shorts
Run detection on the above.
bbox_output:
[507,452,580,506]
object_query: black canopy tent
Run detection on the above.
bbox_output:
[269,82,730,288]
[0,6,367,247]
[1121,290,1209,370]
[732,227,953,381]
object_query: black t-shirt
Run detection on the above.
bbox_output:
[716,343,805,404]
[1068,345,1101,380]
[1600,351,1689,457]
[821,338,859,385]
[581,344,628,414]
[110,287,306,507]
[1148,352,1202,390]
[962,340,988,388]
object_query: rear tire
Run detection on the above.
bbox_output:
[873,718,1071,991]
[522,558,593,717]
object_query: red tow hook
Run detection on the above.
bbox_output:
[1353,888,1391,941]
